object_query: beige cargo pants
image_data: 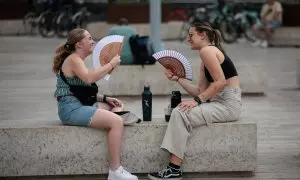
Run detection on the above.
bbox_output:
[161,87,242,159]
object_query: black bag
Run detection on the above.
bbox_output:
[129,35,156,66]
[59,70,98,106]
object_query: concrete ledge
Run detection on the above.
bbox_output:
[0,20,25,35]
[87,22,182,40]
[0,120,257,176]
[91,60,267,96]
[269,27,300,47]
[297,59,300,88]
[0,20,182,39]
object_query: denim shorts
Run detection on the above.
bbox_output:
[258,20,281,30]
[57,96,99,126]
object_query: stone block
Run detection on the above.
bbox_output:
[269,27,300,47]
[86,22,182,40]
[0,120,257,176]
[0,20,25,35]
[87,58,267,96]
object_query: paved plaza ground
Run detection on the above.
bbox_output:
[0,37,299,179]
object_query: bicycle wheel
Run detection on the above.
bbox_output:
[38,11,56,38]
[56,12,73,38]
[23,12,37,35]
[243,15,258,43]
[178,16,196,42]
[219,18,238,44]
[244,26,257,43]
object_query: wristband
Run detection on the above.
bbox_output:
[109,62,114,70]
[103,95,107,103]
[193,96,202,105]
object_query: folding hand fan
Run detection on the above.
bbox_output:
[92,35,124,81]
[152,50,193,81]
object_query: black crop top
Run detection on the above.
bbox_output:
[204,54,238,82]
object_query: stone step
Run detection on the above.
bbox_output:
[85,57,267,96]
[0,119,257,177]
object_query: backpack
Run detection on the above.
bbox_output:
[129,35,156,66]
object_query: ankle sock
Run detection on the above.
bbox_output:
[168,162,181,170]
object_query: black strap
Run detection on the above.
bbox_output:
[59,68,71,86]
[59,60,71,86]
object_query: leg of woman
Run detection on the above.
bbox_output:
[89,109,138,180]
[148,99,240,180]
[97,102,124,112]
[89,109,123,170]
[97,101,139,126]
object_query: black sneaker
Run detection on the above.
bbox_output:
[148,165,183,180]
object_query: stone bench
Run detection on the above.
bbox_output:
[87,21,183,41]
[269,27,300,47]
[85,58,267,96]
[0,119,257,177]
[0,20,25,35]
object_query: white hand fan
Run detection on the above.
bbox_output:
[152,50,193,81]
[92,35,124,81]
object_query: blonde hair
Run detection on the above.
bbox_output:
[52,28,86,74]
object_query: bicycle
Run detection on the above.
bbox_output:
[23,0,50,35]
[56,1,91,38]
[219,3,260,43]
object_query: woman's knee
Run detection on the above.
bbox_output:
[111,115,124,129]
[171,107,181,116]
[89,109,123,129]
[170,107,183,122]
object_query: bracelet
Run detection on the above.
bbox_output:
[109,62,114,70]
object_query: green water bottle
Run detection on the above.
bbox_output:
[142,85,152,121]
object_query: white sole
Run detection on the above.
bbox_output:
[148,174,182,180]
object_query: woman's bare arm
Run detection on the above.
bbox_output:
[177,78,200,97]
[198,62,209,94]
[197,47,226,102]
[71,56,114,83]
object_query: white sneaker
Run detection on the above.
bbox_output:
[260,40,268,48]
[251,40,261,47]
[108,166,138,180]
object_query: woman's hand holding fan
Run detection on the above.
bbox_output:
[107,55,121,74]
[152,50,193,81]
[92,35,124,81]
[165,69,179,81]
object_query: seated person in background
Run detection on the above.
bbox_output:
[108,18,137,65]
[252,0,283,48]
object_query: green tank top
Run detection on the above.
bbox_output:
[54,71,91,97]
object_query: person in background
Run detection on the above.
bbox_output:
[108,18,137,65]
[252,0,283,48]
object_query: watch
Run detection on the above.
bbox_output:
[103,95,107,103]
[194,96,202,105]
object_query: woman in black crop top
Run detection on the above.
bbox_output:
[148,22,242,180]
